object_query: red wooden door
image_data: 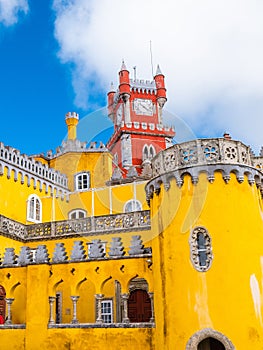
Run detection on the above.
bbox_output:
[128,289,152,322]
[0,285,6,322]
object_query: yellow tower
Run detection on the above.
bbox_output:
[146,137,263,349]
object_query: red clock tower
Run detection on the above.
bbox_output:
[107,62,175,175]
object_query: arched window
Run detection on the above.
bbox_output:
[149,145,155,160]
[27,194,42,223]
[68,209,86,220]
[142,145,149,161]
[189,226,213,272]
[142,145,156,161]
[124,199,142,213]
[75,172,90,191]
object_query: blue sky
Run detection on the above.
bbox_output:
[0,1,108,155]
[0,0,262,155]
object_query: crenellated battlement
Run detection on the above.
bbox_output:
[0,142,69,197]
[65,111,79,120]
[0,234,152,268]
[146,138,263,200]
[130,79,156,94]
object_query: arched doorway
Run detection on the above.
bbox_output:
[128,289,152,322]
[198,337,225,350]
[0,285,6,323]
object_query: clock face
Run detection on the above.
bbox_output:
[134,99,153,116]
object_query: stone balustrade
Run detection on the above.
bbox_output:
[151,138,255,177]
[0,211,151,242]
[146,138,263,200]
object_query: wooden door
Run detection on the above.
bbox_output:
[128,289,152,322]
[0,285,6,322]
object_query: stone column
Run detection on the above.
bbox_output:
[121,293,129,323]
[48,296,56,325]
[5,298,14,325]
[148,292,155,323]
[70,296,80,324]
[157,97,166,125]
[95,294,104,323]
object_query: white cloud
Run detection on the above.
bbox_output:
[0,0,28,26]
[52,0,263,153]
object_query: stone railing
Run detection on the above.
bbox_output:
[0,211,151,242]
[151,138,255,177]
[146,138,263,200]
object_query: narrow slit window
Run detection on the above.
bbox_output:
[190,226,213,272]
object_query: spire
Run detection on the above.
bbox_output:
[121,59,127,71]
[155,64,162,76]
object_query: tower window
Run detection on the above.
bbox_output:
[124,199,142,213]
[149,145,155,159]
[75,172,90,191]
[190,226,213,272]
[27,194,42,223]
[142,145,156,161]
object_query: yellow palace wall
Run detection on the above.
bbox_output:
[151,172,263,350]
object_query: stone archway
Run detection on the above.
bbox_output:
[186,329,235,350]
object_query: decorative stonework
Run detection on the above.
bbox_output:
[52,243,68,263]
[0,142,69,198]
[189,227,213,272]
[146,138,263,202]
[185,328,235,350]
[88,240,106,259]
[2,248,16,266]
[17,246,33,266]
[0,211,151,242]
[35,245,49,264]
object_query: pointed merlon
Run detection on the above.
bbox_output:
[155,64,162,76]
[121,59,127,71]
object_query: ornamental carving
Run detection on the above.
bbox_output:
[202,142,219,162]
[224,145,237,161]
[180,146,197,165]
[189,226,213,272]
[0,211,151,242]
[163,151,177,171]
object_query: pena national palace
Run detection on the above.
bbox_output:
[0,62,262,350]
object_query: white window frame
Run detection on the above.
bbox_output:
[75,172,90,191]
[68,209,87,220]
[124,199,142,213]
[101,299,113,323]
[27,194,42,223]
